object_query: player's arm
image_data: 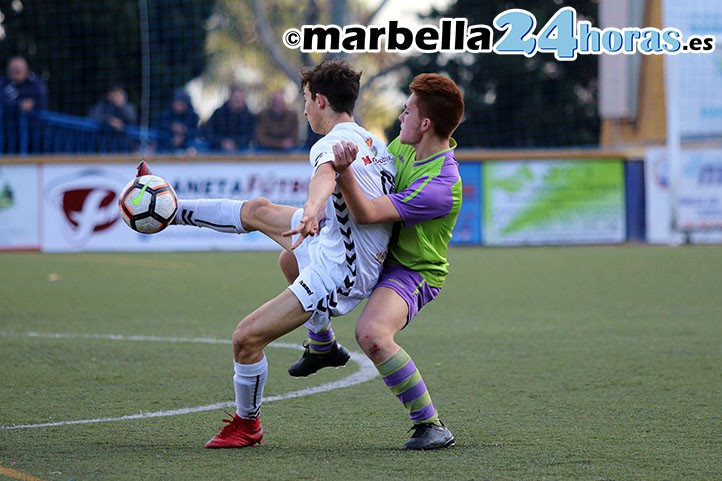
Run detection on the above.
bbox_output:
[305,161,337,217]
[283,161,337,248]
[333,140,401,225]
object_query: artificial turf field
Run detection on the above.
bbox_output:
[1,245,720,481]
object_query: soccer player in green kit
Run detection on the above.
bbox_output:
[285,73,464,450]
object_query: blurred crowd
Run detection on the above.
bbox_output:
[1,56,315,155]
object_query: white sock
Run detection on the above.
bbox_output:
[233,356,268,419]
[175,199,248,233]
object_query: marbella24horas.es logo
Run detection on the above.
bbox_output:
[283,7,715,59]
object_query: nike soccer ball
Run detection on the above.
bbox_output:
[118,174,177,234]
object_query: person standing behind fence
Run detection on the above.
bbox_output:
[1,56,48,153]
[202,84,257,152]
[155,88,199,153]
[88,84,137,132]
[0,56,48,116]
[255,90,299,151]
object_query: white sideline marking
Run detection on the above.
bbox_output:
[0,332,377,431]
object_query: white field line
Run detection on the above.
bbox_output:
[0,331,377,431]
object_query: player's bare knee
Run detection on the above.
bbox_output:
[232,325,263,361]
[241,197,272,231]
[355,325,383,357]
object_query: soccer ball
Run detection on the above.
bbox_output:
[118,174,177,234]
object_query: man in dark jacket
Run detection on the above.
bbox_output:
[203,84,256,152]
[1,56,48,153]
[88,84,138,132]
[155,88,200,152]
[0,56,48,116]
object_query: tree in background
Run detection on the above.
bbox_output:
[204,0,405,133]
[390,0,600,148]
[0,0,214,125]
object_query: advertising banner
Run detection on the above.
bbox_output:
[0,164,40,250]
[451,162,482,245]
[673,148,722,231]
[483,160,625,246]
[42,162,310,252]
[645,147,722,244]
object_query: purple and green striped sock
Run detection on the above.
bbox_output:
[377,348,440,425]
[307,325,336,354]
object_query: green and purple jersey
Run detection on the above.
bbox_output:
[385,137,462,288]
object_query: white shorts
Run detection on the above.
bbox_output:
[287,209,365,331]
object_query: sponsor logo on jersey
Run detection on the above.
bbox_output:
[359,149,393,167]
[365,137,379,157]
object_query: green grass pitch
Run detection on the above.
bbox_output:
[1,245,720,481]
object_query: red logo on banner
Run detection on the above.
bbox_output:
[61,188,118,232]
[46,169,126,248]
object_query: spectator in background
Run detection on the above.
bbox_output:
[255,90,299,151]
[0,56,48,153]
[203,84,256,152]
[0,56,48,116]
[88,84,137,132]
[156,88,199,153]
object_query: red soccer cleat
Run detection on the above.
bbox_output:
[136,160,153,177]
[204,413,263,448]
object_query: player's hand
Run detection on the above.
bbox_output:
[282,207,320,250]
[332,141,359,174]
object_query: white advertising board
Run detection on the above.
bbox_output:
[42,162,310,252]
[0,164,40,250]
[645,147,722,244]
[674,149,722,230]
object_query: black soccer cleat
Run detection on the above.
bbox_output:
[403,421,455,450]
[288,341,351,377]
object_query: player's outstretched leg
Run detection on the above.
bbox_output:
[174,196,297,250]
[175,197,248,234]
[135,161,296,247]
[136,160,244,235]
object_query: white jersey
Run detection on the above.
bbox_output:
[289,122,396,327]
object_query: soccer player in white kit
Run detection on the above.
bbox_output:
[160,59,396,448]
